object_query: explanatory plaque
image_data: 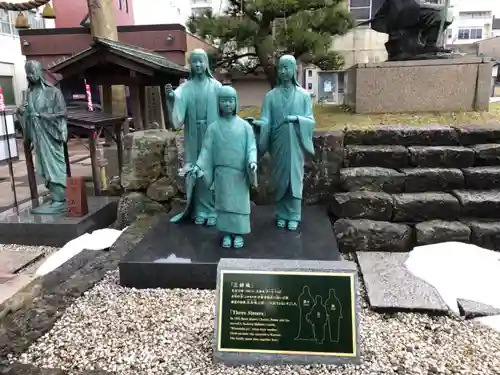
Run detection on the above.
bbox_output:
[214,259,360,365]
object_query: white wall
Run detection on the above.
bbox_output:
[0,6,53,106]
[0,34,26,106]
[134,0,191,25]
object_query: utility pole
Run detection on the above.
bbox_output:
[87,0,128,135]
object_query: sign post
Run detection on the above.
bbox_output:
[214,259,360,366]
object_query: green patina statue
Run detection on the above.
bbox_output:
[247,55,316,231]
[167,48,222,226]
[191,86,257,249]
[17,60,68,215]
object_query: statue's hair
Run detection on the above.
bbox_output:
[188,49,215,80]
[217,85,239,116]
[276,54,300,87]
[25,60,53,88]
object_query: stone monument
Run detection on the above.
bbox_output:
[347,0,493,113]
[191,86,257,249]
[17,60,68,215]
[166,48,222,226]
[247,55,316,231]
[362,0,455,61]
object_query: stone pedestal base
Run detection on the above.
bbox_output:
[119,205,340,290]
[345,57,492,114]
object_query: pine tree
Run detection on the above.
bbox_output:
[187,0,355,87]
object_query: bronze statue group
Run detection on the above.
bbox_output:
[167,49,316,249]
[17,50,316,249]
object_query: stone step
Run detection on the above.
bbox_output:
[454,126,500,146]
[340,167,405,193]
[330,192,393,220]
[471,144,500,166]
[401,168,464,193]
[392,192,461,222]
[462,167,500,190]
[333,219,413,253]
[344,145,409,169]
[452,190,500,218]
[408,146,475,168]
[344,125,459,146]
[415,220,471,245]
[334,218,500,253]
[462,220,500,251]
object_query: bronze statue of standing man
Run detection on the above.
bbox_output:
[17,60,68,215]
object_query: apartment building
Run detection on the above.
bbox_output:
[0,8,50,107]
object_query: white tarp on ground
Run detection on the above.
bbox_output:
[35,228,127,277]
[405,242,500,332]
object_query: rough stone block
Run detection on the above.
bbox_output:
[472,144,500,166]
[344,145,408,169]
[357,252,449,312]
[344,125,458,146]
[392,193,461,222]
[464,220,500,250]
[340,167,405,193]
[146,177,178,202]
[303,131,344,204]
[116,192,169,229]
[330,192,393,220]
[462,167,500,190]
[408,146,475,168]
[415,220,471,245]
[401,168,464,193]
[334,219,413,253]
[453,191,500,219]
[454,126,500,146]
[121,130,177,191]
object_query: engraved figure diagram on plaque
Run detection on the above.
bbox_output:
[216,269,358,362]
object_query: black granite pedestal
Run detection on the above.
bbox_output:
[119,205,340,290]
[0,197,118,247]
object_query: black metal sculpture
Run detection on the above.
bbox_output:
[359,0,455,61]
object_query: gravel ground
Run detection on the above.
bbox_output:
[11,268,500,375]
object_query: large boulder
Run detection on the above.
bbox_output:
[146,177,178,202]
[116,192,169,229]
[121,130,177,191]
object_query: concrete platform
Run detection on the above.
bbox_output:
[119,205,341,290]
[0,197,118,247]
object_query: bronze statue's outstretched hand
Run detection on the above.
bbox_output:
[285,115,298,123]
[165,84,174,97]
[245,117,264,127]
[249,162,257,173]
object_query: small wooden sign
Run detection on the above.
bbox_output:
[66,176,88,217]
[214,259,360,366]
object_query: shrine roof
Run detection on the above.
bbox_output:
[49,37,189,77]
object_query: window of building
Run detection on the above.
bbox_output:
[118,0,122,10]
[125,0,128,13]
[307,83,313,90]
[27,11,45,30]
[0,76,16,106]
[0,10,13,35]
[458,27,483,40]
[349,0,371,22]
[308,70,312,77]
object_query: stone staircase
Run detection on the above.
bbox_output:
[331,126,500,253]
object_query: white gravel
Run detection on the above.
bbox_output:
[12,269,500,375]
